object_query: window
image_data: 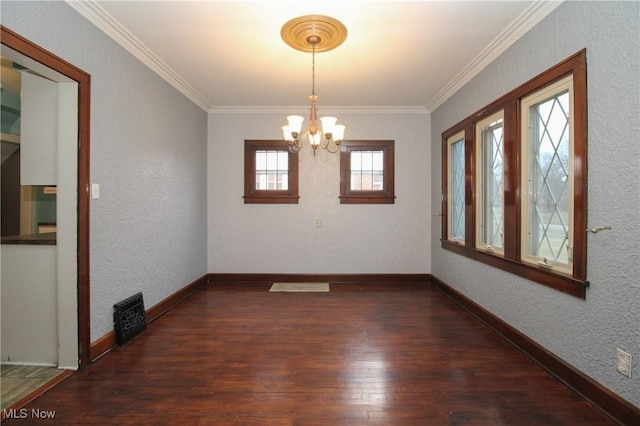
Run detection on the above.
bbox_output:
[441,50,587,298]
[475,111,504,254]
[447,131,466,243]
[339,140,395,204]
[521,76,573,274]
[256,150,289,191]
[244,140,299,204]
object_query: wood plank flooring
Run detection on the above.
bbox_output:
[1,365,66,410]
[2,282,617,425]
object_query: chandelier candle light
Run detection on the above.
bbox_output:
[281,15,347,155]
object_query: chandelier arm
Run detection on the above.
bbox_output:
[323,141,341,154]
[288,139,304,153]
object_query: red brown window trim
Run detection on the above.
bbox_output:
[339,140,395,204]
[441,49,588,298]
[243,140,299,204]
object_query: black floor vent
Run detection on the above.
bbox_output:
[113,292,147,345]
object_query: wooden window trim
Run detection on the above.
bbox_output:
[441,49,588,298]
[243,140,299,204]
[339,140,395,204]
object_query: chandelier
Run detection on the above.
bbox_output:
[280,15,347,155]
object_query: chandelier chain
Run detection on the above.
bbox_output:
[311,43,316,96]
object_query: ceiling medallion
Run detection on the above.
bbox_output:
[281,14,347,53]
[280,15,348,155]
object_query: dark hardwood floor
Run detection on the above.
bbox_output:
[3,282,616,425]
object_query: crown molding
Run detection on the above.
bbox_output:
[66,0,561,115]
[425,0,564,112]
[208,106,430,115]
[65,0,213,111]
[64,1,425,116]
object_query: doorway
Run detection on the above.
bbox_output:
[0,26,91,373]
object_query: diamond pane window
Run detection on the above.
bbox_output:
[448,132,465,242]
[521,75,573,272]
[476,112,504,253]
[441,51,587,297]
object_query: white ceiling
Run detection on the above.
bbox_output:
[68,1,562,113]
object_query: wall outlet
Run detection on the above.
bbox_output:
[616,348,632,378]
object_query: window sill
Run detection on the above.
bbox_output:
[339,195,395,204]
[243,195,299,204]
[441,240,588,299]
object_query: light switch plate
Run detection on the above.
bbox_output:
[91,183,100,199]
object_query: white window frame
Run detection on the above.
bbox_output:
[520,75,574,275]
[447,131,466,244]
[255,150,289,190]
[475,110,505,255]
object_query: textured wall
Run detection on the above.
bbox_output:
[430,1,640,407]
[1,1,209,341]
[208,112,430,274]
